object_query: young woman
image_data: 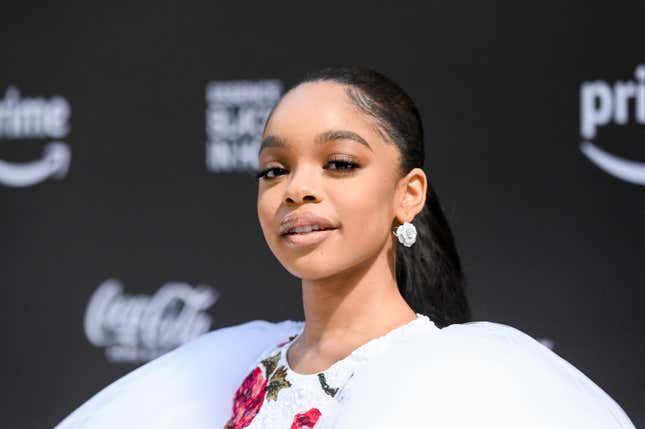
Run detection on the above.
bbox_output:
[55,67,635,429]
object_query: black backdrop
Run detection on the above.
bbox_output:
[1,2,644,428]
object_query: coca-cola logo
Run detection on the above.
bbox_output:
[84,278,219,363]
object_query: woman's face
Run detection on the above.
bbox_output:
[257,81,405,280]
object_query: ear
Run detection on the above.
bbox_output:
[394,168,427,223]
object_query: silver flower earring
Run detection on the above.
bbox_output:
[393,221,417,247]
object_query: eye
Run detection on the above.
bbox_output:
[256,166,288,180]
[256,157,361,179]
[325,158,360,172]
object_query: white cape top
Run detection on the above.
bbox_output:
[54,318,635,429]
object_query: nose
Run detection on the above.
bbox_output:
[284,165,321,205]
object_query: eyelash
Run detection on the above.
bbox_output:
[255,159,361,180]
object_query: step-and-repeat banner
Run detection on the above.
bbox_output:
[1,2,643,428]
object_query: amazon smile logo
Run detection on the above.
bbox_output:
[580,65,645,185]
[0,86,71,187]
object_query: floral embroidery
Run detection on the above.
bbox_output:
[224,367,267,429]
[290,408,322,429]
[266,366,291,401]
[317,373,338,398]
[224,341,296,426]
[260,352,280,377]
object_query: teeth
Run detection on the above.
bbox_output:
[291,225,325,234]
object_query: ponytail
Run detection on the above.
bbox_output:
[396,182,471,327]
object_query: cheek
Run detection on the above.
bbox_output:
[333,175,393,240]
[257,187,279,240]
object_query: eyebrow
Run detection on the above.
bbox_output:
[259,129,373,156]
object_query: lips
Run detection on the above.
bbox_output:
[279,212,338,236]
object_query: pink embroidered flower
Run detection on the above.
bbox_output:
[290,408,322,429]
[224,367,267,429]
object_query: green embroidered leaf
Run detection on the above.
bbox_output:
[261,351,280,377]
[266,366,291,401]
[317,373,339,398]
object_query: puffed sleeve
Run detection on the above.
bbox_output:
[54,319,305,429]
[319,321,635,429]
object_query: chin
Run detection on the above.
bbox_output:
[279,256,338,280]
[280,251,369,282]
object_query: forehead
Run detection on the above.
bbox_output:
[263,81,381,144]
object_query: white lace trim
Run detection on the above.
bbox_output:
[286,313,431,375]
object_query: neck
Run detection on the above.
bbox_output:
[298,245,416,350]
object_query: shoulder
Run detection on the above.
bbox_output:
[379,319,549,371]
[55,318,305,429]
[414,321,633,426]
[388,320,604,389]
[320,320,635,429]
[422,320,560,366]
[175,318,304,360]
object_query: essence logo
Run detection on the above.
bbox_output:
[0,86,71,187]
[205,79,283,172]
[579,65,645,185]
[84,278,219,363]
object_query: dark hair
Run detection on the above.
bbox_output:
[274,66,471,327]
